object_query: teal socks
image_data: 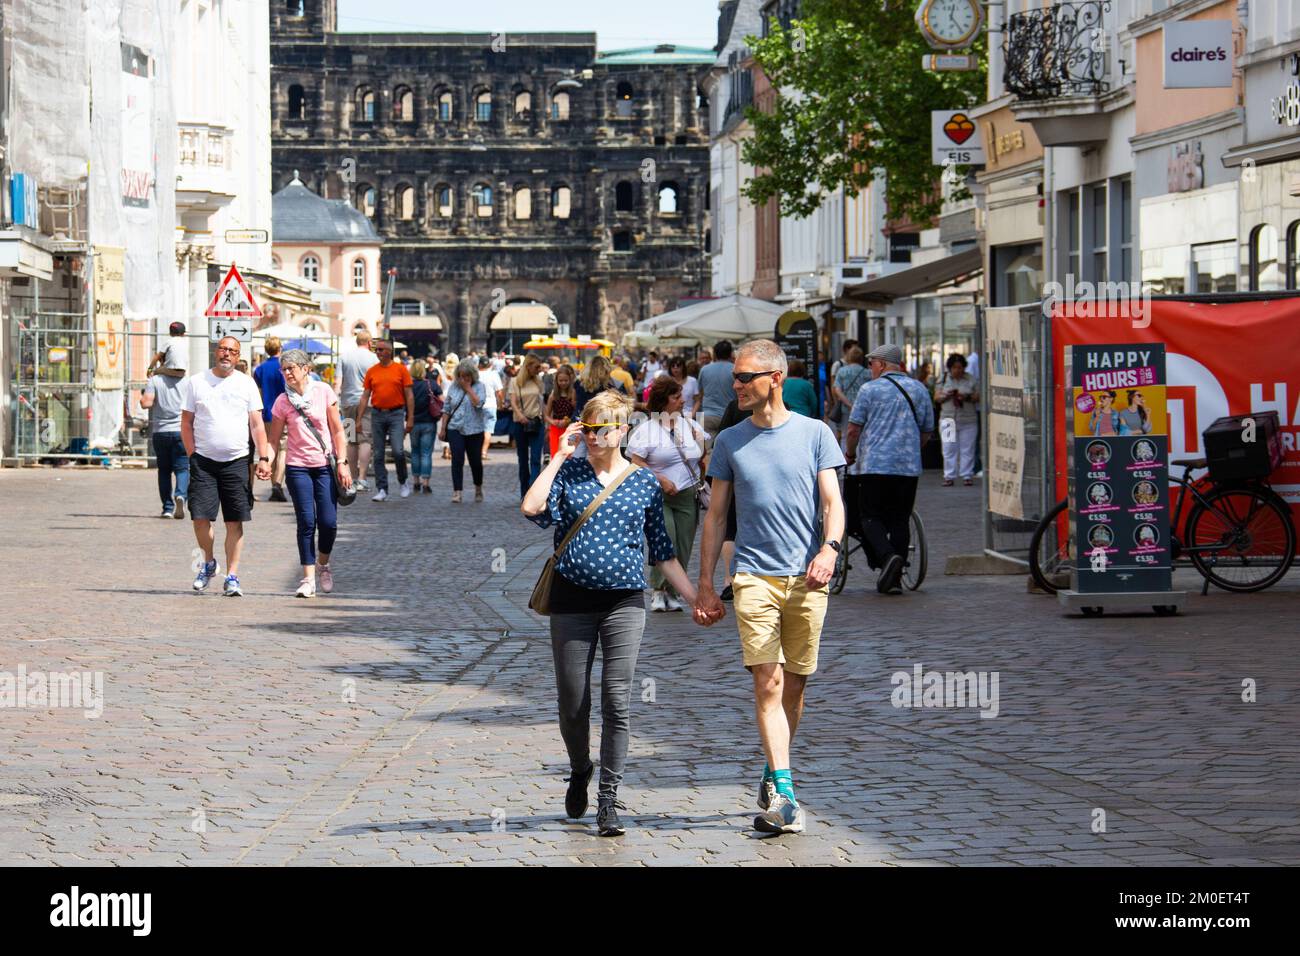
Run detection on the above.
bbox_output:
[772,768,796,803]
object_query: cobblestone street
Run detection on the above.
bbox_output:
[2,457,1298,866]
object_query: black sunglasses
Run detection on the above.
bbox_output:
[732,370,779,384]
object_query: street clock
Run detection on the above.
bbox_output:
[915,0,984,50]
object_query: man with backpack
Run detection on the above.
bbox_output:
[842,344,934,595]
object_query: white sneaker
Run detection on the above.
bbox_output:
[354,478,370,493]
[399,480,412,498]
[371,489,388,502]
[295,577,316,599]
[664,594,685,612]
[650,590,668,612]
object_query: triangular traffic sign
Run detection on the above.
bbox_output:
[204,263,263,318]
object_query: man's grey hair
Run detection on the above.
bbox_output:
[279,348,310,369]
[455,359,479,383]
[736,339,788,375]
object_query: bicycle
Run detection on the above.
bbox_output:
[1029,457,1296,595]
[830,510,928,595]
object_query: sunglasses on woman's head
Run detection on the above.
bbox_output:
[732,370,778,384]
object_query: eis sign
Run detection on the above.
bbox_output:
[1163,20,1233,89]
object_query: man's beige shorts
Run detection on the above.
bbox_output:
[732,572,829,676]
[342,403,371,445]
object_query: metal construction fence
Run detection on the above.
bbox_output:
[11,317,341,462]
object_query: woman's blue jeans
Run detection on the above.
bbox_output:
[513,420,544,497]
[410,422,436,479]
[285,465,337,566]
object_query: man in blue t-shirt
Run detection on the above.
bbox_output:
[697,339,845,837]
[696,339,736,442]
[252,336,288,501]
[843,343,935,596]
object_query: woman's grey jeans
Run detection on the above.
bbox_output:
[550,604,646,801]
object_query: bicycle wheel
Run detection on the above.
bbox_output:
[903,511,927,590]
[1029,499,1071,594]
[829,535,850,595]
[1185,485,1296,592]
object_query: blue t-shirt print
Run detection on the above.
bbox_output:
[527,459,675,590]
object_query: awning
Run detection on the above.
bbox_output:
[835,247,983,309]
[1221,133,1300,170]
[489,302,557,331]
[388,315,444,331]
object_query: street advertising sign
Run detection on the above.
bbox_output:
[224,229,269,244]
[1066,344,1172,594]
[1052,298,1300,549]
[775,309,819,414]
[205,263,261,343]
[93,246,126,390]
[984,306,1025,519]
[931,110,986,166]
[1163,20,1233,89]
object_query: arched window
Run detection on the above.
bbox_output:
[357,184,376,217]
[301,254,320,283]
[475,90,492,122]
[551,185,571,219]
[612,230,633,252]
[352,258,367,291]
[356,87,375,122]
[435,183,453,218]
[393,85,414,122]
[287,84,306,120]
[658,182,680,215]
[615,81,635,117]
[472,183,494,217]
[514,186,532,220]
[551,91,570,121]
[396,184,415,220]
[437,90,453,122]
[513,90,532,119]
[1251,223,1282,292]
[615,181,635,212]
[1287,220,1300,290]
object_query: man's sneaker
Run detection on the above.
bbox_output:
[316,563,334,594]
[564,762,594,819]
[664,593,685,612]
[399,479,412,498]
[172,494,186,520]
[877,554,904,594]
[269,485,288,503]
[160,508,174,519]
[192,558,218,591]
[354,478,370,493]
[757,775,777,810]
[223,574,243,597]
[371,489,388,502]
[596,799,627,837]
[650,590,668,612]
[754,794,805,834]
[295,577,315,599]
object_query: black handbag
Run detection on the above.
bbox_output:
[290,392,356,506]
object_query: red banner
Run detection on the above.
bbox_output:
[1052,297,1300,545]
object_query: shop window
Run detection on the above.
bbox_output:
[1194,240,1237,294]
[1250,223,1282,292]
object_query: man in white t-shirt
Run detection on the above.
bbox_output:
[478,354,504,460]
[180,336,271,597]
[337,330,379,491]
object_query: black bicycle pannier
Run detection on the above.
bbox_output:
[1203,411,1283,483]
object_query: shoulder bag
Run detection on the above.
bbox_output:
[668,419,711,511]
[426,379,444,420]
[290,388,356,506]
[529,463,642,616]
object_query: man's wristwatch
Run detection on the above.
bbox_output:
[258,456,269,463]
[824,539,842,553]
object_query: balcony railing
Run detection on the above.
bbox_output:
[1005,1,1112,100]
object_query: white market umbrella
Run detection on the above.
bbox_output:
[622,330,660,350]
[634,294,786,344]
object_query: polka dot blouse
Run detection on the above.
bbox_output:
[527,459,676,590]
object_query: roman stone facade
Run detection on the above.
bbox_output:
[270,0,711,353]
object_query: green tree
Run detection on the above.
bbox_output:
[742,0,986,225]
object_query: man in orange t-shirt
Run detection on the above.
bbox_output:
[358,339,415,500]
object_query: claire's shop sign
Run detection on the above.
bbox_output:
[1163,20,1233,89]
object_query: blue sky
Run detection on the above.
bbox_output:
[336,0,719,50]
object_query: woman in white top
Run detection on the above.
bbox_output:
[667,355,700,420]
[627,375,709,612]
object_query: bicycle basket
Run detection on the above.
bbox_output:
[1202,411,1283,483]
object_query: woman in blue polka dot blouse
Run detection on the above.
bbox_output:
[522,389,701,838]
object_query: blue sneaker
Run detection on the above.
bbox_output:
[223,574,243,597]
[192,559,218,591]
[754,794,805,834]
